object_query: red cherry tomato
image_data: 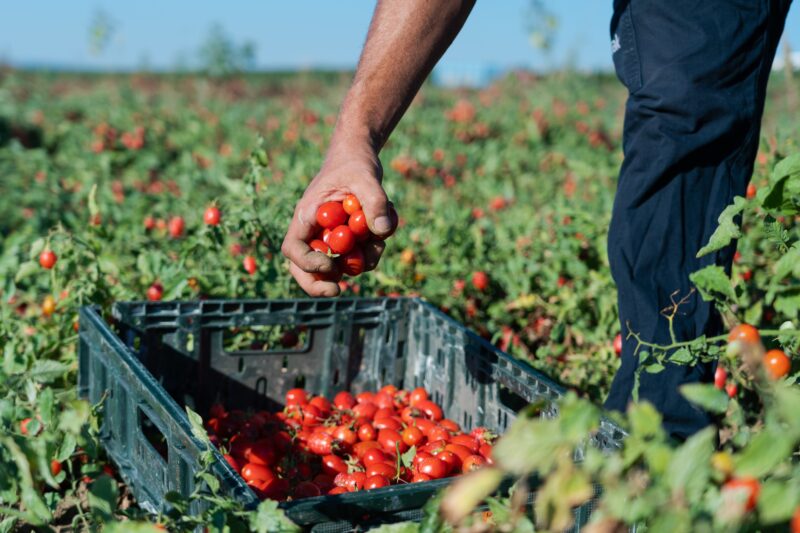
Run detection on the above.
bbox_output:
[374,417,403,431]
[285,388,308,406]
[409,387,428,407]
[471,271,489,291]
[329,486,348,495]
[358,423,377,441]
[348,210,370,238]
[334,426,358,447]
[418,457,447,479]
[309,239,331,254]
[764,349,791,380]
[147,283,164,302]
[462,454,487,473]
[416,400,443,421]
[308,431,334,456]
[402,426,425,447]
[204,206,221,226]
[353,440,382,459]
[366,462,396,480]
[302,404,323,426]
[50,459,63,476]
[728,324,760,344]
[714,366,727,389]
[365,475,390,490]
[437,450,461,474]
[445,443,473,462]
[340,247,365,276]
[316,202,348,229]
[413,418,436,436]
[411,473,431,483]
[243,255,257,275]
[334,391,356,409]
[343,194,362,215]
[722,477,760,511]
[413,452,433,470]
[321,455,348,477]
[309,396,332,416]
[362,448,389,466]
[378,429,408,454]
[39,250,57,269]
[613,333,623,356]
[450,435,479,453]
[168,216,185,238]
[352,402,378,420]
[248,441,276,466]
[439,419,460,433]
[223,454,240,472]
[241,463,275,484]
[327,225,356,255]
[357,391,376,404]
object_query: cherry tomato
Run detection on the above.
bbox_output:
[321,455,348,477]
[402,426,425,447]
[42,295,56,317]
[374,407,396,420]
[418,457,447,479]
[409,387,428,407]
[791,506,800,533]
[416,400,443,421]
[413,418,436,436]
[328,486,348,495]
[356,391,376,404]
[714,366,727,390]
[413,452,433,469]
[411,473,431,483]
[343,194,362,215]
[450,435,479,453]
[462,454,487,473]
[316,202,348,229]
[437,450,461,474]
[309,396,332,416]
[248,441,276,466]
[285,388,308,406]
[353,440,382,459]
[764,349,791,380]
[439,419,460,433]
[241,463,275,484]
[479,443,494,464]
[348,210,370,238]
[471,271,489,291]
[362,448,389,466]
[374,417,403,431]
[308,431,334,456]
[334,391,356,410]
[146,283,164,302]
[50,459,63,476]
[340,247,365,276]
[366,462,396,480]
[352,402,378,420]
[333,426,358,448]
[365,475,390,490]
[373,391,395,410]
[168,216,185,238]
[39,250,57,269]
[445,443,473,462]
[728,324,760,344]
[378,429,408,454]
[204,206,221,226]
[243,255,257,275]
[358,423,377,442]
[427,425,450,443]
[722,477,760,511]
[613,333,623,356]
[327,225,356,255]
[320,228,333,244]
[309,239,331,254]
[223,454,240,472]
[470,427,496,444]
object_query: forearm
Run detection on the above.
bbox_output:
[332,0,476,152]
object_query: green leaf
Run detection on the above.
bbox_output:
[668,348,695,365]
[401,445,417,469]
[696,197,746,257]
[14,261,39,283]
[29,360,71,383]
[102,522,165,533]
[628,402,662,438]
[249,499,299,533]
[38,387,54,426]
[199,472,220,494]
[735,428,793,478]
[1,437,51,525]
[665,427,714,502]
[88,475,118,520]
[644,362,665,374]
[88,183,100,219]
[419,492,445,533]
[680,383,729,414]
[689,265,737,305]
[28,238,45,261]
[185,406,210,446]
[761,153,800,214]
[368,524,420,533]
[758,478,800,524]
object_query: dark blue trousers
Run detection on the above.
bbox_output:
[604,0,792,440]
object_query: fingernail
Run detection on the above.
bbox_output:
[374,216,391,234]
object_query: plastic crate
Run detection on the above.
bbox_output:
[78,298,626,531]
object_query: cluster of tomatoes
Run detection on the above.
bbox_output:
[204,385,496,501]
[714,324,792,398]
[309,195,394,281]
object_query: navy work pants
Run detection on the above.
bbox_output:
[604,0,792,439]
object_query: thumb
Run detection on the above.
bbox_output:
[355,178,395,237]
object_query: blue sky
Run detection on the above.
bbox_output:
[0,1,798,72]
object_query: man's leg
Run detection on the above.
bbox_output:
[604,0,792,440]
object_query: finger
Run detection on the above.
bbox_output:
[281,213,335,274]
[362,239,386,272]
[290,263,341,297]
[352,178,395,238]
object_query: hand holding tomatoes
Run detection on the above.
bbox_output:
[280,145,398,297]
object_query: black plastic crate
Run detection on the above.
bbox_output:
[78,298,626,531]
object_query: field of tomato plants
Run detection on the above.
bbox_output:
[0,66,799,532]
